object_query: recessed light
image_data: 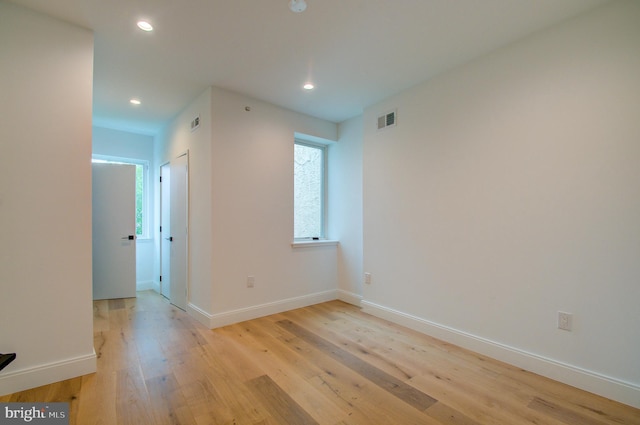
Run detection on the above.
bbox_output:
[303,83,315,90]
[130,98,141,105]
[289,0,307,13]
[137,21,153,32]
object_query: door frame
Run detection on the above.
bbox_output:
[159,161,171,299]
[158,151,189,309]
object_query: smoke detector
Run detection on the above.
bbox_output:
[289,0,307,13]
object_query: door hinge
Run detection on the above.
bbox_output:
[160,225,162,232]
[159,176,162,183]
[159,275,162,282]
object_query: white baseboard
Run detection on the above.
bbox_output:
[337,289,363,307]
[187,302,215,328]
[0,351,96,397]
[136,280,159,292]
[189,289,339,329]
[361,300,640,409]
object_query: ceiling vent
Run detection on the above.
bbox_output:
[377,109,397,130]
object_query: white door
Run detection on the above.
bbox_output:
[160,163,171,299]
[170,153,188,310]
[92,163,137,300]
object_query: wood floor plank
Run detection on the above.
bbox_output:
[410,372,569,425]
[145,373,198,425]
[219,319,354,424]
[115,366,155,425]
[202,373,270,424]
[426,402,484,425]
[292,303,633,425]
[228,316,440,424]
[179,375,236,425]
[284,307,421,382]
[2,291,638,425]
[308,367,442,425]
[300,304,587,424]
[277,318,438,411]
[94,328,140,373]
[0,383,50,403]
[75,370,117,425]
[45,377,82,424]
[529,396,611,425]
[247,374,319,425]
[199,329,266,383]
[171,342,271,424]
[271,320,444,424]
[93,299,111,332]
[498,366,640,425]
[109,298,126,310]
[220,318,322,381]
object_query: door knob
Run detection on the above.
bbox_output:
[165,236,173,242]
[121,235,135,240]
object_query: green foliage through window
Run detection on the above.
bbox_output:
[294,141,326,239]
[135,164,144,236]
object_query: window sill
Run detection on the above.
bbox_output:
[291,239,339,248]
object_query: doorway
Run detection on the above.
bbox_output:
[160,152,189,310]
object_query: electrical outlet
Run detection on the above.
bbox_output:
[558,311,572,331]
[247,276,255,288]
[364,272,371,285]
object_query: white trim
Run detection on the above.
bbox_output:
[337,289,363,307]
[191,290,338,329]
[187,302,215,328]
[0,352,96,397]
[136,280,159,292]
[291,240,339,248]
[361,300,640,409]
[294,131,337,145]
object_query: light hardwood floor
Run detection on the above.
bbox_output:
[1,290,638,424]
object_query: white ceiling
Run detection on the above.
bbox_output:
[9,0,609,134]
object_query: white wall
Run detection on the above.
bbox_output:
[362,0,640,407]
[0,2,96,394]
[209,87,339,325]
[330,116,364,305]
[156,87,214,318]
[93,126,157,291]
[157,86,340,326]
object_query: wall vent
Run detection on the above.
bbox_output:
[190,115,200,132]
[377,109,397,130]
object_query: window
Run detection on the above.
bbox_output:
[92,156,149,239]
[294,140,326,239]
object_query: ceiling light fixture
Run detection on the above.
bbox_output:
[130,98,141,105]
[289,0,307,13]
[303,83,314,90]
[136,20,153,31]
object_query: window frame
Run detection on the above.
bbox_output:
[294,139,328,241]
[91,154,150,240]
